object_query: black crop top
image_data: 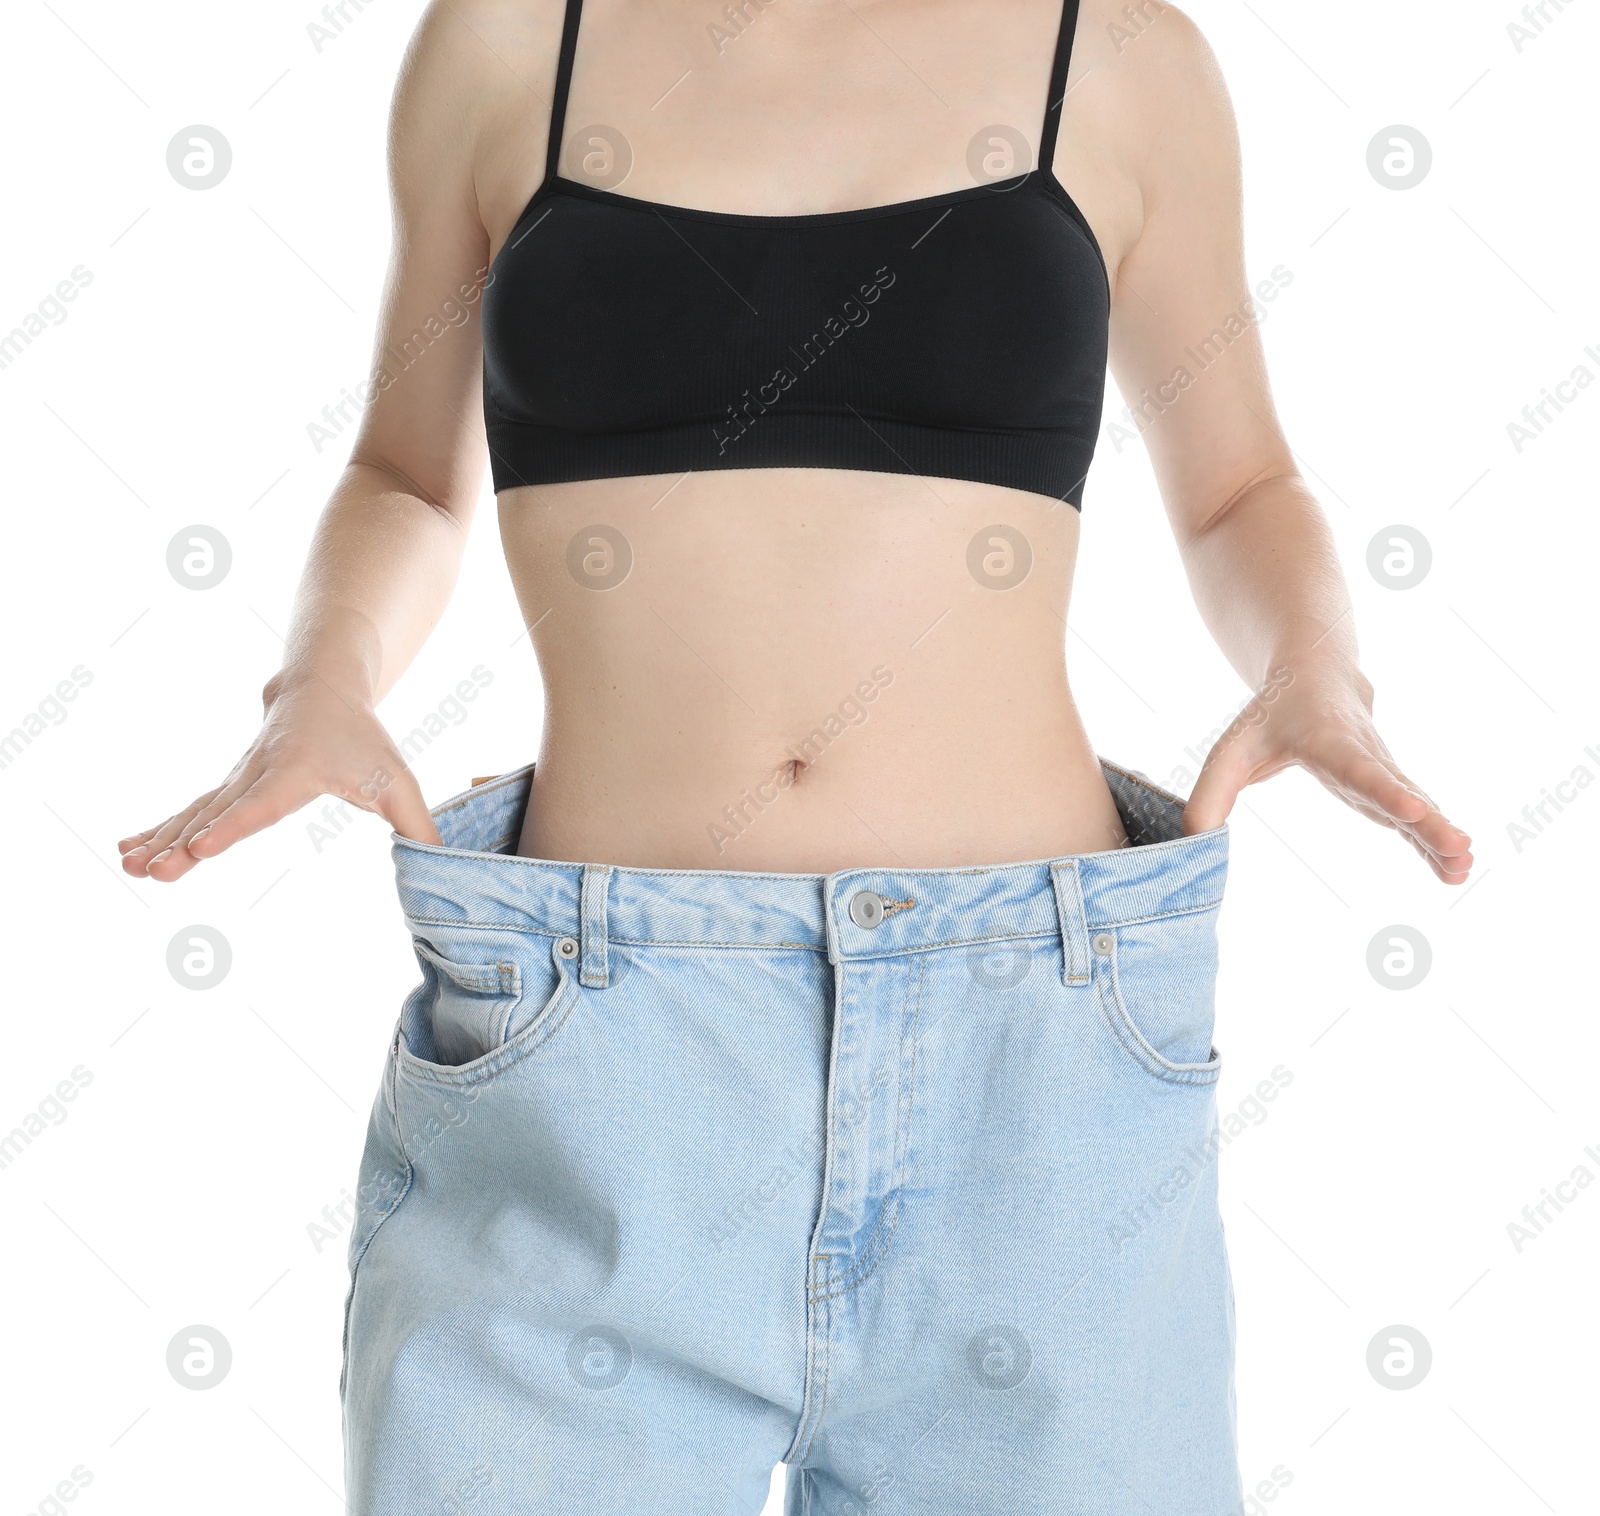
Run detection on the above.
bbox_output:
[481,0,1109,508]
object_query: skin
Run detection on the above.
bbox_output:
[120,0,1472,885]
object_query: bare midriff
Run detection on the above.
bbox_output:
[499,465,1127,871]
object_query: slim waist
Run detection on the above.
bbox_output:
[391,759,1227,969]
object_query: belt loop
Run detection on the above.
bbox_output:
[822,878,843,967]
[1050,860,1091,986]
[579,864,611,988]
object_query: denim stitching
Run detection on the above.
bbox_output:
[812,952,926,1304]
[395,973,581,1090]
[341,1041,415,1399]
[401,917,830,952]
[405,919,570,940]
[1052,859,1092,984]
[399,916,1221,949]
[1097,943,1223,1087]
[580,864,611,988]
[413,940,524,996]
[788,949,848,1466]
[796,1254,833,1466]
[804,1277,831,1465]
[808,958,915,1301]
[823,915,1224,960]
[786,1262,820,1464]
[1084,900,1224,933]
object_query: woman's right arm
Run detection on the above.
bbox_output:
[121,5,504,881]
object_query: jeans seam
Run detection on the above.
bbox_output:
[401,916,832,954]
[404,918,567,940]
[341,1043,415,1400]
[788,1254,832,1466]
[1086,901,1224,933]
[809,965,909,1299]
[811,953,925,1303]
[399,915,1222,949]
[799,1258,832,1465]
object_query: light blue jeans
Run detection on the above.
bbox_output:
[343,760,1241,1514]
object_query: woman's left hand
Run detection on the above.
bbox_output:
[1181,659,1473,884]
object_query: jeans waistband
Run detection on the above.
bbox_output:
[393,758,1228,972]
[391,760,1227,982]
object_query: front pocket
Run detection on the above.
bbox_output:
[397,935,577,1087]
[1094,909,1223,1085]
[412,941,523,1067]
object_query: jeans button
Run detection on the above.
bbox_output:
[555,936,580,960]
[848,890,885,930]
[1092,932,1115,956]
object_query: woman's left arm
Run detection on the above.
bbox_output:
[1096,8,1472,883]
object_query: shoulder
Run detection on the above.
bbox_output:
[1056,2,1241,263]
[1069,0,1227,94]
[394,0,567,120]
[1071,2,1237,166]
[388,0,569,222]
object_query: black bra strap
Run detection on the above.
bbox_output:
[543,0,586,184]
[1038,0,1082,171]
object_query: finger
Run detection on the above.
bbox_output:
[1436,853,1473,884]
[178,770,326,863]
[372,765,441,845]
[122,742,264,864]
[1182,726,1271,834]
[1321,748,1471,859]
[1394,816,1473,874]
[121,787,227,876]
[1363,742,1444,816]
[130,766,269,879]
[1408,827,1473,884]
[120,789,222,854]
[143,772,308,882]
[1327,749,1430,826]
[1408,805,1472,861]
[178,758,293,852]
[1374,759,1472,858]
[1395,821,1473,881]
[1308,741,1474,878]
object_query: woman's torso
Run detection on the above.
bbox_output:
[469,0,1145,870]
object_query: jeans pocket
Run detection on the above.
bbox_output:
[411,941,524,1067]
[1094,907,1223,1085]
[397,935,577,1087]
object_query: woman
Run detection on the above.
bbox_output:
[121,0,1471,1509]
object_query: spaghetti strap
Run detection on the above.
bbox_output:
[1037,0,1082,172]
[543,0,586,185]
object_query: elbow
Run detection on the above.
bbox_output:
[1182,466,1305,546]
[347,451,473,532]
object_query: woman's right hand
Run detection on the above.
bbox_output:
[119,673,442,882]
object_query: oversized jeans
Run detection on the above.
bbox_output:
[343,759,1240,1514]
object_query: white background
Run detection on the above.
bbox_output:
[1,1,1595,1512]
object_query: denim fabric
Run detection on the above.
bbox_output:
[343,759,1240,1515]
